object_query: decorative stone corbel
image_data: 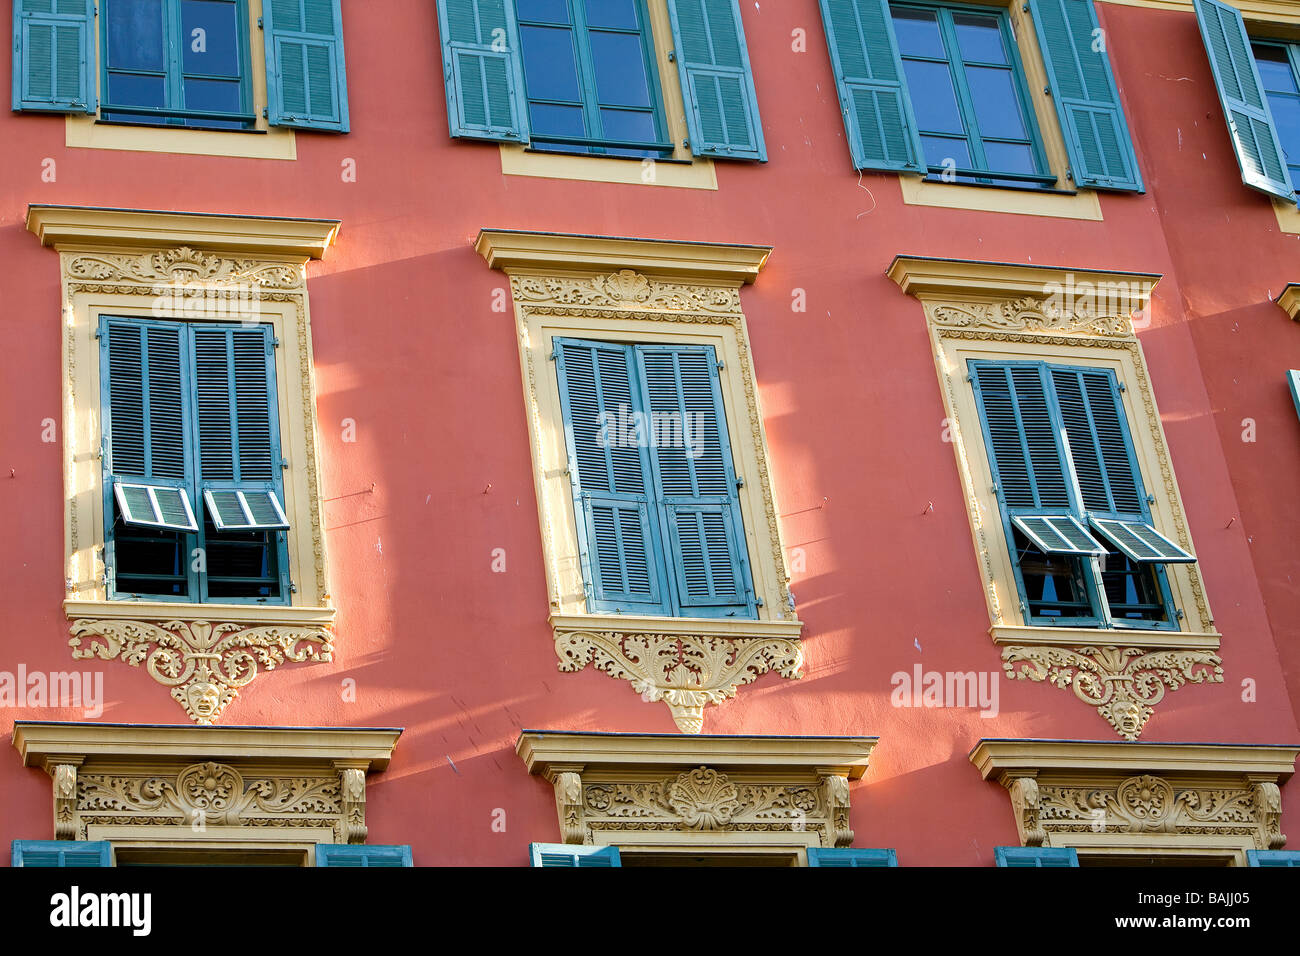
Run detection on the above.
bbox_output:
[1252,780,1285,850]
[550,769,586,845]
[1005,774,1044,847]
[51,760,82,840]
[821,773,853,847]
[336,762,368,845]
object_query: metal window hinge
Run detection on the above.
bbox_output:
[735,477,744,488]
[716,361,725,370]
[258,16,264,28]
[263,107,269,118]
[289,582,298,594]
[1176,608,1185,620]
[1118,381,1127,392]
[667,51,676,62]
[548,351,556,361]
[755,596,764,608]
[272,336,281,347]
[281,458,290,469]
[1146,493,1155,504]
[1044,86,1052,96]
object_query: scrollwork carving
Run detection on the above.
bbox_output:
[930,296,1135,337]
[512,270,742,314]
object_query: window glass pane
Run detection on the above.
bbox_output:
[184,77,241,113]
[901,60,964,134]
[1101,551,1167,622]
[953,13,1007,64]
[983,141,1036,174]
[600,107,654,144]
[967,66,1027,139]
[591,32,651,107]
[1252,44,1297,93]
[107,0,166,71]
[529,101,587,139]
[921,134,969,168]
[205,525,279,599]
[1014,531,1092,618]
[890,8,945,58]
[521,25,582,101]
[517,0,571,23]
[107,72,167,108]
[182,0,241,77]
[113,524,187,597]
[585,0,638,30]
[1266,93,1300,166]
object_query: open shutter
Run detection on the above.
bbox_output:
[969,362,1072,512]
[817,0,924,172]
[529,843,621,867]
[1049,367,1143,516]
[995,846,1079,867]
[11,0,95,113]
[665,0,766,161]
[316,844,413,867]
[263,0,350,132]
[1027,0,1143,191]
[12,840,111,866]
[1193,0,1293,200]
[807,847,898,867]
[1247,850,1300,866]
[192,326,289,531]
[1288,370,1300,422]
[555,339,670,615]
[102,318,198,532]
[636,345,755,618]
[437,0,528,143]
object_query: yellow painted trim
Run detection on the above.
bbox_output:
[1277,282,1300,318]
[90,828,329,866]
[1273,198,1300,235]
[888,255,1160,301]
[1100,0,1300,23]
[970,739,1300,778]
[990,624,1220,650]
[899,176,1104,219]
[550,613,801,641]
[62,599,335,627]
[497,0,719,188]
[476,228,770,282]
[67,0,297,160]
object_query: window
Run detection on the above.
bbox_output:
[555,338,755,618]
[517,0,671,157]
[818,0,1142,193]
[1251,40,1300,194]
[439,0,765,162]
[100,316,291,604]
[890,3,1049,187]
[969,360,1191,631]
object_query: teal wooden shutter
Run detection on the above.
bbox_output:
[807,847,898,867]
[12,0,95,113]
[437,0,528,142]
[1247,850,1300,866]
[1048,367,1144,517]
[555,339,670,615]
[263,0,350,132]
[316,844,413,866]
[192,325,289,533]
[665,0,766,161]
[12,840,111,866]
[1193,0,1293,200]
[995,846,1079,867]
[969,362,1072,512]
[1027,0,1143,191]
[1288,369,1300,422]
[817,0,924,172]
[636,345,755,618]
[101,318,198,532]
[529,843,621,867]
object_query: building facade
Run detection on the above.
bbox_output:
[2,0,1299,867]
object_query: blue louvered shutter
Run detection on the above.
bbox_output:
[1289,370,1300,422]
[636,345,755,618]
[12,840,111,866]
[263,0,350,131]
[437,0,528,142]
[1193,0,1293,200]
[665,0,765,161]
[1247,850,1300,866]
[192,325,289,533]
[1048,367,1145,519]
[817,0,924,172]
[11,0,95,113]
[529,843,621,867]
[1028,0,1143,191]
[555,339,670,615]
[316,844,413,867]
[807,847,898,867]
[995,846,1079,867]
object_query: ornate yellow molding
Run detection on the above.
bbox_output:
[68,618,334,724]
[14,722,401,846]
[970,740,1299,856]
[887,255,1159,304]
[518,732,874,851]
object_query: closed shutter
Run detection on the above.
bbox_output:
[995,846,1079,867]
[316,844,413,866]
[665,0,766,160]
[11,0,95,113]
[817,0,924,172]
[969,362,1072,511]
[12,840,111,866]
[437,0,528,142]
[192,325,289,531]
[1247,850,1300,866]
[1028,0,1143,191]
[1193,0,1293,200]
[637,345,754,617]
[806,847,898,866]
[1048,366,1144,516]
[263,0,350,132]
[555,339,669,615]
[529,843,621,867]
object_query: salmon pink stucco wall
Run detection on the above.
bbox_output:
[0,0,1296,864]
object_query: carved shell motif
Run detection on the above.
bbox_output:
[667,767,740,830]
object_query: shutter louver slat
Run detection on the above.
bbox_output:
[973,364,1071,511]
[1050,367,1144,515]
[12,0,95,113]
[438,0,528,142]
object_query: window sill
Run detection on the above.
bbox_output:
[990,623,1219,650]
[64,599,335,628]
[499,143,716,190]
[899,175,1103,220]
[65,114,296,160]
